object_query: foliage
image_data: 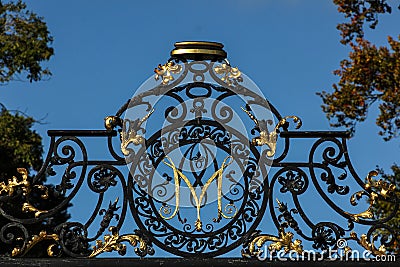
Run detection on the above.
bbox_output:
[319,0,400,140]
[333,0,395,44]
[318,36,400,141]
[0,105,43,178]
[0,0,54,83]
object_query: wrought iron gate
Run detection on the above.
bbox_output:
[0,42,398,264]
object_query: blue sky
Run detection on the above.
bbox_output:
[2,0,398,169]
[1,0,399,257]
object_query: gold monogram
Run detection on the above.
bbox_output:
[161,155,237,231]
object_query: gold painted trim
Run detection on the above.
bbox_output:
[0,168,50,218]
[120,109,154,155]
[214,63,243,86]
[174,41,224,48]
[104,115,122,130]
[350,232,386,256]
[171,48,226,57]
[0,168,31,196]
[12,231,59,257]
[0,168,49,198]
[170,41,227,60]
[242,108,302,157]
[22,203,48,218]
[243,200,303,258]
[345,170,397,221]
[89,227,149,258]
[244,225,303,257]
[154,62,182,85]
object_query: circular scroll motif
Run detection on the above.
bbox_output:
[123,60,277,256]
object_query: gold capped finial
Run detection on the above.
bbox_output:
[170,41,227,61]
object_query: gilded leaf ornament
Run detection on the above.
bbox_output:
[89,227,152,258]
[0,168,31,196]
[22,203,48,218]
[120,109,154,155]
[104,115,122,130]
[345,170,397,221]
[244,226,303,257]
[350,232,386,256]
[12,231,60,257]
[214,62,243,86]
[154,61,182,85]
[241,107,302,157]
[0,168,49,218]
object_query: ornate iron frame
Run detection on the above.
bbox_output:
[0,42,398,261]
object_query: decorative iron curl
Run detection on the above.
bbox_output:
[349,224,399,256]
[0,223,29,256]
[56,222,90,257]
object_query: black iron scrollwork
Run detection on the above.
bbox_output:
[0,54,398,260]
